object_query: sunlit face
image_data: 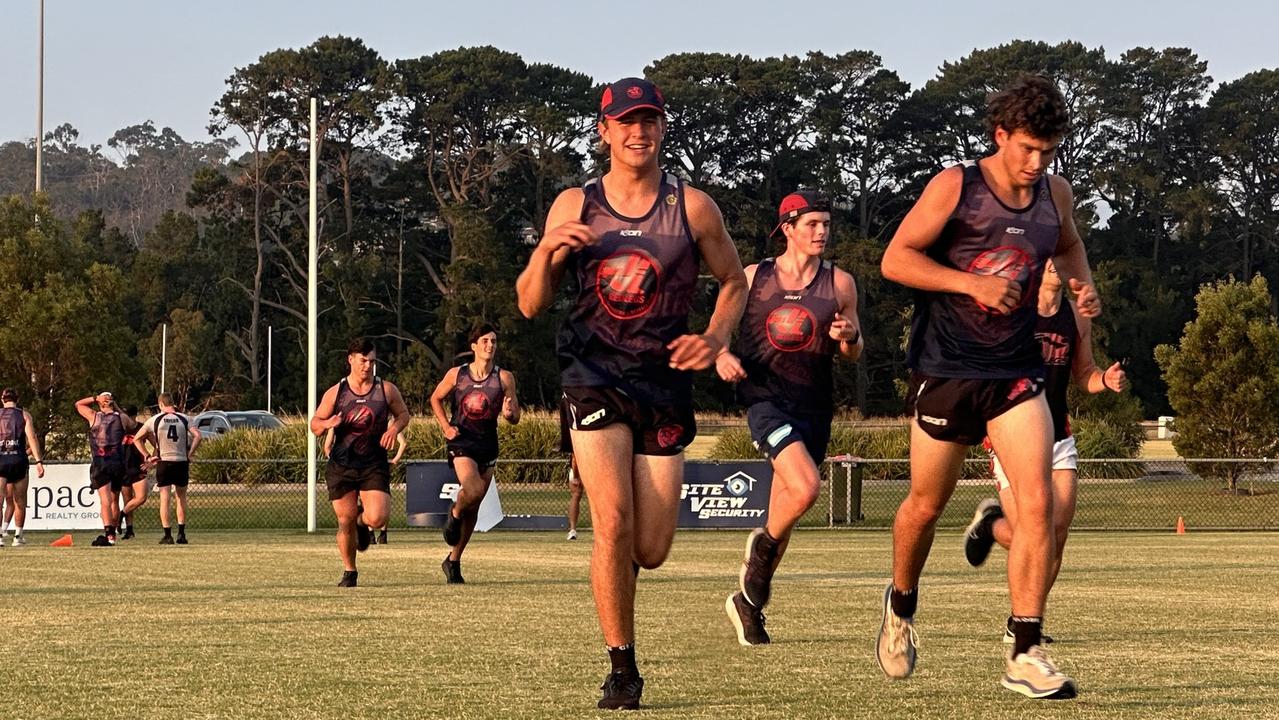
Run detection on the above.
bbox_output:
[782,212,832,257]
[994,127,1060,189]
[471,332,497,361]
[348,351,376,381]
[598,110,665,169]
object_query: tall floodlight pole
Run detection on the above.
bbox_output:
[160,323,168,395]
[266,325,273,414]
[35,0,44,191]
[306,98,318,533]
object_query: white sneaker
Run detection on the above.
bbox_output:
[1002,645,1077,699]
[12,534,25,547]
[566,529,578,541]
[875,584,918,679]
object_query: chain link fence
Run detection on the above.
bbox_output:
[50,457,1279,533]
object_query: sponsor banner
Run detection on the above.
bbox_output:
[679,462,772,528]
[22,464,102,530]
[405,462,503,532]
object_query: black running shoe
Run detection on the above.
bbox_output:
[378,529,388,545]
[964,498,1004,567]
[442,509,463,547]
[725,591,770,646]
[159,535,174,545]
[356,520,371,552]
[91,534,110,547]
[598,669,644,710]
[337,570,358,587]
[176,535,188,545]
[442,557,464,584]
[739,528,779,608]
[122,526,135,540]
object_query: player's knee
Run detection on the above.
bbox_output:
[902,494,946,526]
[363,508,389,528]
[633,543,670,570]
[590,508,634,543]
[792,471,821,510]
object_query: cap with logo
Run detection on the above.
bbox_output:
[600,77,666,120]
[770,190,831,238]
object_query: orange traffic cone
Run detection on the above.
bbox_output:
[1175,516,1186,535]
[50,534,73,547]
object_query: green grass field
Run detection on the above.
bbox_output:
[6,530,1277,719]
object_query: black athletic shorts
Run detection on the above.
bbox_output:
[0,460,29,482]
[90,455,127,491]
[746,401,832,463]
[325,461,391,501]
[155,461,190,488]
[560,385,696,457]
[906,371,1045,446]
[446,440,498,474]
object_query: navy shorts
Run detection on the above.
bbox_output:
[906,371,1045,446]
[0,460,29,483]
[560,386,695,457]
[746,401,832,463]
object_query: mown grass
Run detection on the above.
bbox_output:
[5,531,1277,719]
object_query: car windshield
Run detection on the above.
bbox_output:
[227,414,282,429]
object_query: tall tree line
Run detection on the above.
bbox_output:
[1,38,1276,443]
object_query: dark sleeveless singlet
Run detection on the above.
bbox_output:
[450,364,505,448]
[330,378,390,469]
[0,407,27,461]
[90,412,125,459]
[557,172,698,404]
[907,161,1061,379]
[736,258,841,415]
[1036,300,1079,442]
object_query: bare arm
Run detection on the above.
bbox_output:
[500,370,521,425]
[1049,176,1101,319]
[308,386,342,437]
[668,186,747,371]
[323,428,335,457]
[714,263,757,383]
[390,432,407,464]
[831,268,864,361]
[516,189,592,318]
[187,424,201,459]
[381,382,412,451]
[75,396,97,423]
[1071,314,1126,394]
[429,367,461,441]
[23,410,44,475]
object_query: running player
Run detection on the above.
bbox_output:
[133,393,201,544]
[516,77,747,710]
[118,405,150,540]
[876,74,1100,699]
[963,259,1128,640]
[0,388,45,546]
[75,392,139,546]
[430,324,520,584]
[326,427,403,544]
[310,338,411,587]
[717,190,863,645]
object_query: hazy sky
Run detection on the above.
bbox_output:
[1,0,1275,148]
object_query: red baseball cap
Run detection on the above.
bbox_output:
[600,77,666,120]
[770,190,831,238]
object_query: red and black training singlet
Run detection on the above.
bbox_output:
[736,258,840,415]
[557,172,698,404]
[449,364,505,447]
[1037,300,1079,442]
[0,407,27,461]
[330,377,389,468]
[907,160,1061,378]
[89,411,125,458]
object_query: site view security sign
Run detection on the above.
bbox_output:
[679,462,773,528]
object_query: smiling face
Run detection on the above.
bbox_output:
[471,332,497,362]
[994,127,1061,190]
[782,211,832,257]
[598,109,665,170]
[347,350,376,382]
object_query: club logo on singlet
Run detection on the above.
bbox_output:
[657,424,684,449]
[1038,332,1071,366]
[461,390,492,421]
[967,246,1032,312]
[596,249,662,320]
[344,405,375,433]
[765,304,817,352]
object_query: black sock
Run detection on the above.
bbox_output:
[1011,616,1043,657]
[178,524,186,535]
[890,586,917,618]
[105,525,115,537]
[162,526,172,537]
[632,561,641,578]
[607,643,637,674]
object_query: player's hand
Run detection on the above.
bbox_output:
[715,351,747,382]
[969,275,1022,314]
[1070,278,1102,318]
[35,463,44,478]
[667,334,721,371]
[442,424,460,441]
[1104,361,1128,392]
[829,313,859,342]
[319,414,343,430]
[502,396,518,419]
[538,221,598,255]
[379,428,398,450]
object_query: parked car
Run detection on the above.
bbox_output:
[192,410,284,439]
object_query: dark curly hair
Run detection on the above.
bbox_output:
[985,74,1071,141]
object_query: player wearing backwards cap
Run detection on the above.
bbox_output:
[133,393,201,544]
[309,338,411,587]
[517,77,746,710]
[76,391,139,546]
[877,74,1100,699]
[718,190,863,645]
[0,388,45,546]
[963,259,1128,641]
[430,324,520,584]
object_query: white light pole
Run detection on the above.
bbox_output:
[266,324,273,414]
[306,98,318,534]
[35,0,44,192]
[160,323,167,396]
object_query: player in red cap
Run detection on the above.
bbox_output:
[717,190,863,646]
[517,76,747,710]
